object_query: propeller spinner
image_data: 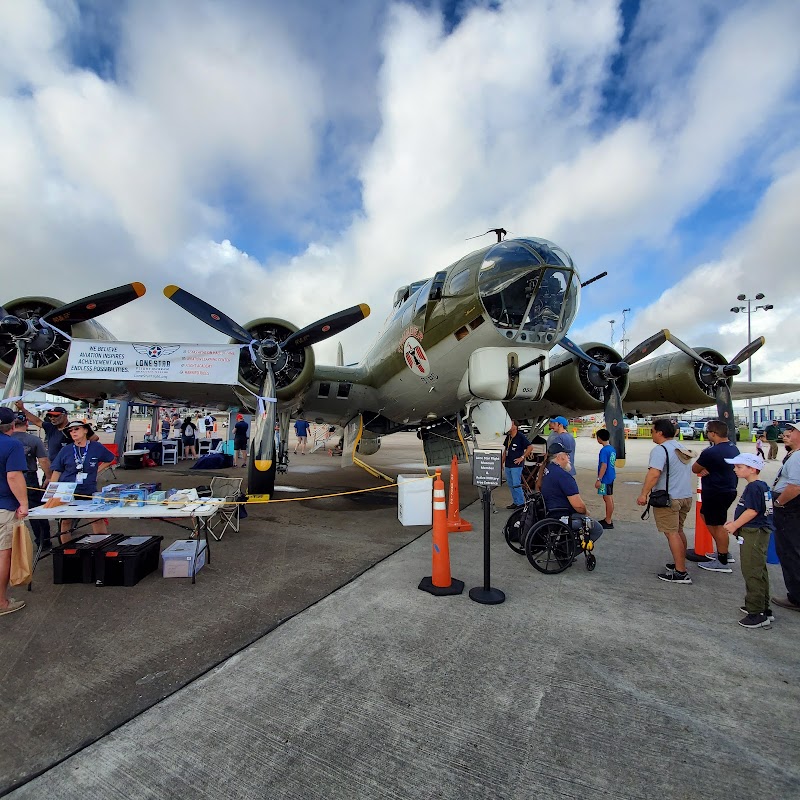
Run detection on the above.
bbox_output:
[162,286,369,483]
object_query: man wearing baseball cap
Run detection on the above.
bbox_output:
[0,406,29,616]
[540,440,603,543]
[722,453,774,628]
[547,416,576,476]
[15,403,97,461]
[770,421,800,612]
[11,413,52,551]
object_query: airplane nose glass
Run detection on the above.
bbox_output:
[478,238,580,345]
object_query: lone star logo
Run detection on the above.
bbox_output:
[133,344,181,358]
[148,345,162,358]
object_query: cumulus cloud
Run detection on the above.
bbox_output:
[1,0,798,398]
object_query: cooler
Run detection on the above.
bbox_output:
[162,539,207,578]
[52,534,125,584]
[397,474,433,526]
[95,535,164,586]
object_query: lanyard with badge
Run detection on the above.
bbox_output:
[73,444,89,483]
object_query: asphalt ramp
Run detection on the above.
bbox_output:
[7,501,799,800]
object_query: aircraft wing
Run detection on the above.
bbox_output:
[730,382,800,400]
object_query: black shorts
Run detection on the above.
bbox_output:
[700,491,738,526]
[234,438,247,450]
[602,481,614,496]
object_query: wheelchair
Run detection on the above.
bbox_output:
[503,492,597,574]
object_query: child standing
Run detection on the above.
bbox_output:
[594,428,616,529]
[755,433,766,459]
[723,453,774,629]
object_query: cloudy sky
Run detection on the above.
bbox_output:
[2,0,799,406]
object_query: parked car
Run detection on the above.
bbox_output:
[676,421,696,439]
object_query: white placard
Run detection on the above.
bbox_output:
[64,340,241,384]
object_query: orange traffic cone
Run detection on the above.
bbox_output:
[686,478,714,561]
[419,469,464,596]
[447,455,472,532]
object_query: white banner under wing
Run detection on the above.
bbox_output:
[65,340,241,384]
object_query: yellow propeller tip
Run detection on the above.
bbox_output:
[359,303,371,318]
[163,285,179,298]
[254,460,273,471]
[131,282,146,297]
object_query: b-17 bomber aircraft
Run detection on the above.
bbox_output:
[2,235,797,497]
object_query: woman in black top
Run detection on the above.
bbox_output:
[180,417,197,460]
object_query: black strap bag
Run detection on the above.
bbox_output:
[642,445,671,518]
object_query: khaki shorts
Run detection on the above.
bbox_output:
[0,509,16,551]
[653,497,693,534]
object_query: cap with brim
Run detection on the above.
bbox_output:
[548,441,569,456]
[66,420,91,431]
[724,454,765,470]
[550,416,568,427]
[47,407,67,415]
[0,407,15,424]
[785,422,800,432]
[14,412,27,423]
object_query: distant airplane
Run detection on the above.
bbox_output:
[2,236,795,496]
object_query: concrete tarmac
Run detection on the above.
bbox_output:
[4,434,800,799]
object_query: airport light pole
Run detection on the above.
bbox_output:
[730,293,773,430]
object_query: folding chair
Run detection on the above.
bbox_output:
[161,441,179,465]
[206,476,243,540]
[104,443,119,480]
[198,440,212,456]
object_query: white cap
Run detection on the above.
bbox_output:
[724,453,765,470]
[785,421,800,432]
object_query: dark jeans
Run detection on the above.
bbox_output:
[27,485,51,546]
[773,500,800,604]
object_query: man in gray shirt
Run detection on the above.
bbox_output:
[547,416,576,475]
[771,421,800,612]
[637,419,695,584]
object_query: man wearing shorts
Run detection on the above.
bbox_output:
[693,419,739,573]
[637,419,695,584]
[1,406,29,616]
[293,418,311,454]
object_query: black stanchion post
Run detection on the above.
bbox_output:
[469,450,505,605]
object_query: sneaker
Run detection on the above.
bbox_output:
[599,520,614,529]
[658,570,692,584]
[0,598,26,616]
[738,613,771,629]
[506,503,523,510]
[739,606,775,621]
[698,558,733,573]
[706,552,735,563]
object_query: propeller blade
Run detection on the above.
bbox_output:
[662,331,719,369]
[559,336,604,367]
[1,341,26,402]
[715,381,737,443]
[603,380,626,467]
[283,304,370,351]
[730,336,765,366]
[163,286,252,343]
[250,366,277,472]
[624,330,667,366]
[42,283,146,327]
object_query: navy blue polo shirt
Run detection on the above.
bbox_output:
[696,441,739,494]
[541,461,580,516]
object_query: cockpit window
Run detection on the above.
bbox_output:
[477,238,580,345]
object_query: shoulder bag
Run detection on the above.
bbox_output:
[641,445,671,519]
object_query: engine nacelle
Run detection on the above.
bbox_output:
[624,347,728,414]
[233,318,316,402]
[545,342,629,410]
[0,296,115,383]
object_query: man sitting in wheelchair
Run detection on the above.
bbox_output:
[540,441,604,543]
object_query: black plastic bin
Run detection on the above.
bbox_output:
[52,534,125,584]
[95,535,164,587]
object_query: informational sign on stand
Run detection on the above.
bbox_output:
[472,449,503,488]
[64,340,241,384]
[470,448,505,605]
